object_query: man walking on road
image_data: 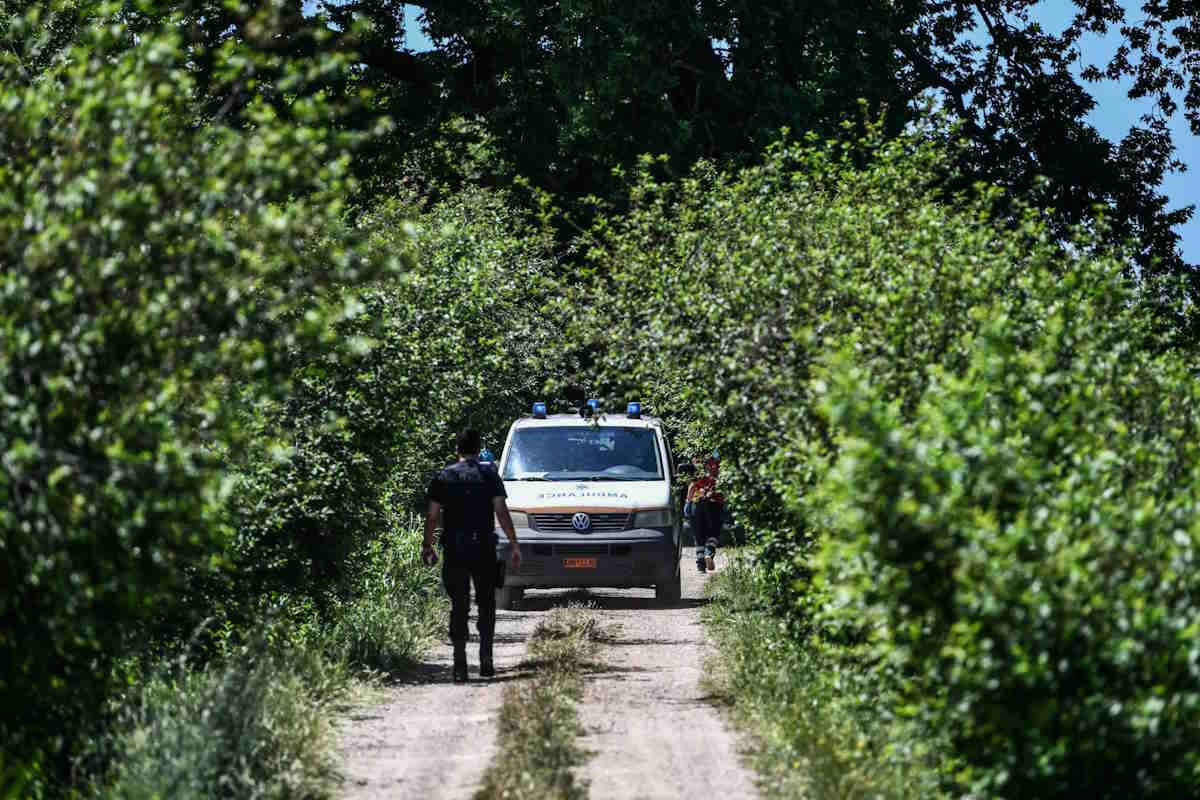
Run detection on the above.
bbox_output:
[423,429,522,683]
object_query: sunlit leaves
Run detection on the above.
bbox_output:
[585,121,1200,796]
[0,3,390,771]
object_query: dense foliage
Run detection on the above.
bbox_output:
[586,129,1200,796]
[813,316,1200,796]
[4,1,1199,797]
[0,4,567,790]
[163,0,1200,334]
[225,186,567,611]
[0,4,390,770]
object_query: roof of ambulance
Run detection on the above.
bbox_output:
[509,413,662,429]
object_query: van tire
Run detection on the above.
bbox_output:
[496,585,524,610]
[655,568,681,604]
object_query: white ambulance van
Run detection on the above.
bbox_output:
[494,401,683,608]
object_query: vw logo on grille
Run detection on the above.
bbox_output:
[571,512,591,531]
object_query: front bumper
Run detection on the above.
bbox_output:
[496,526,679,589]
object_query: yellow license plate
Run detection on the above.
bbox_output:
[563,558,597,569]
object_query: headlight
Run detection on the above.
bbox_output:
[633,508,673,528]
[508,510,530,528]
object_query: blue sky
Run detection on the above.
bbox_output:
[350,3,1200,262]
[1029,2,1198,263]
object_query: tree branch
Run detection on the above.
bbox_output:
[897,39,983,135]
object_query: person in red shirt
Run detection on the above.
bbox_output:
[688,456,724,573]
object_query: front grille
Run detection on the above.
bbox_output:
[517,560,545,575]
[611,544,632,557]
[532,512,630,533]
[556,543,609,557]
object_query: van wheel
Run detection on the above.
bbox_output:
[655,568,681,604]
[496,585,524,610]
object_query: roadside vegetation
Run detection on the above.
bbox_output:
[6,2,1200,798]
[586,125,1200,797]
[474,605,606,800]
[85,515,442,800]
[91,635,348,800]
[1,7,568,796]
[707,554,949,799]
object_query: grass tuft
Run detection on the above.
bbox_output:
[306,514,446,676]
[705,553,949,800]
[96,632,349,800]
[473,604,605,800]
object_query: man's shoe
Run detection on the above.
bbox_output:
[480,642,494,678]
[453,646,468,683]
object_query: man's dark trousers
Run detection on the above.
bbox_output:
[442,557,497,657]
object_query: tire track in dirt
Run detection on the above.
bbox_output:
[338,554,756,799]
[337,603,540,800]
[575,554,758,800]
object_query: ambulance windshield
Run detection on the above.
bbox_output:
[503,427,663,481]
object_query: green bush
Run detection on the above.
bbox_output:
[0,752,44,800]
[225,186,569,609]
[585,123,1200,796]
[0,5,390,771]
[811,303,1200,796]
[97,633,348,800]
[307,511,445,674]
[2,2,568,791]
[583,126,1063,603]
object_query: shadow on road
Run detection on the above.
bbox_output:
[383,657,536,687]
[601,637,704,647]
[380,585,707,687]
[382,660,449,686]
[515,590,710,613]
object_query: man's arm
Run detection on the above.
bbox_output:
[493,496,522,570]
[423,499,441,564]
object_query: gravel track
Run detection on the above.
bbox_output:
[336,604,539,800]
[338,554,756,799]
[575,553,758,800]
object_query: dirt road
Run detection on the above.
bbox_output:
[338,554,757,799]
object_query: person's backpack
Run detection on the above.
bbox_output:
[441,461,497,561]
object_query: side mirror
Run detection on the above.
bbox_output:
[677,461,696,476]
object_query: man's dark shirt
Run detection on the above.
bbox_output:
[427,459,507,565]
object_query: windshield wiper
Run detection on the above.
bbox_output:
[509,476,551,481]
[534,473,654,482]
[584,475,649,481]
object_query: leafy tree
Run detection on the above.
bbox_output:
[0,2,393,774]
[582,124,1200,795]
[226,187,569,610]
[90,1,1197,329]
[199,0,1195,332]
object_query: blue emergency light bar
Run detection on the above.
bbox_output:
[626,401,641,418]
[532,401,547,419]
